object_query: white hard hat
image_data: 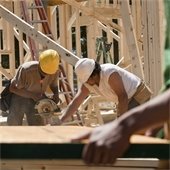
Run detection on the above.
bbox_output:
[75,58,95,83]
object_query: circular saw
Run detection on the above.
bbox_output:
[35,98,60,117]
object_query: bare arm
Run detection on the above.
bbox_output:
[60,84,90,123]
[121,88,170,135]
[72,89,170,165]
[50,74,60,103]
[108,72,128,116]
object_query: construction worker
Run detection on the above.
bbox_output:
[60,58,152,123]
[72,0,170,165]
[7,49,60,126]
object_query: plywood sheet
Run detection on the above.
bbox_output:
[0,126,169,144]
[0,126,92,143]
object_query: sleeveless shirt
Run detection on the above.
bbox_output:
[85,63,141,103]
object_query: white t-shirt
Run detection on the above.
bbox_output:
[84,63,141,103]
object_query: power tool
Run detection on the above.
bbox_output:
[34,98,61,125]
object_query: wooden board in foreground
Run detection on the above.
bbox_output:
[0,126,169,144]
[0,126,169,170]
[1,159,169,170]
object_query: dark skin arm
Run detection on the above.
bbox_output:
[108,72,128,116]
[60,84,90,123]
[50,79,60,104]
[72,89,170,165]
[39,71,60,104]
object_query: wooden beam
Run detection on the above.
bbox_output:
[1,159,168,170]
[0,0,87,4]
[119,0,144,79]
[0,126,169,160]
[0,67,13,79]
[142,0,163,96]
[61,0,121,32]
[0,126,169,169]
[45,0,87,5]
[0,5,79,66]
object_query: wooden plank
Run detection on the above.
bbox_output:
[75,9,81,57]
[152,1,163,95]
[97,21,120,42]
[0,126,169,160]
[61,0,121,32]
[0,126,169,169]
[0,5,80,66]
[0,67,13,80]
[0,0,87,4]
[0,126,169,144]
[141,0,150,86]
[141,0,164,96]
[86,20,96,60]
[0,126,91,143]
[1,159,166,170]
[119,0,144,79]
[46,0,88,5]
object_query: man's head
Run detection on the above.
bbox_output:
[39,49,60,74]
[75,58,101,85]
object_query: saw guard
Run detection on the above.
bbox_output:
[35,98,59,115]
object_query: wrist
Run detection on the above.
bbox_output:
[118,113,137,137]
[53,94,59,97]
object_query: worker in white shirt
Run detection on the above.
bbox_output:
[60,58,151,123]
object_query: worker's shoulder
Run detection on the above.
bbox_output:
[21,61,39,70]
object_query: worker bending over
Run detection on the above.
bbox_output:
[7,49,60,126]
[60,58,152,123]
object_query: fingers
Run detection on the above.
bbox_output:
[71,131,91,143]
[83,142,95,164]
[82,140,130,166]
[83,142,117,166]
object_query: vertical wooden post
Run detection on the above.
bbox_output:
[119,0,144,79]
[87,0,97,60]
[142,0,163,96]
[75,9,81,57]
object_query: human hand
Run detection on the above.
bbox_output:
[50,116,62,126]
[52,94,60,104]
[71,121,130,165]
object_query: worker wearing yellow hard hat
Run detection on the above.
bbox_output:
[39,49,60,75]
[6,49,60,126]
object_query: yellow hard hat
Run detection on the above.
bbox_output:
[39,49,60,74]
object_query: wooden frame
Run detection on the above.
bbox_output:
[0,0,164,111]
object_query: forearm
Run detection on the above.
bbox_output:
[117,98,128,116]
[60,85,89,123]
[118,89,170,136]
[50,85,60,103]
[60,100,81,122]
[50,85,59,96]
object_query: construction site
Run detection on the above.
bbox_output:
[0,0,169,169]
